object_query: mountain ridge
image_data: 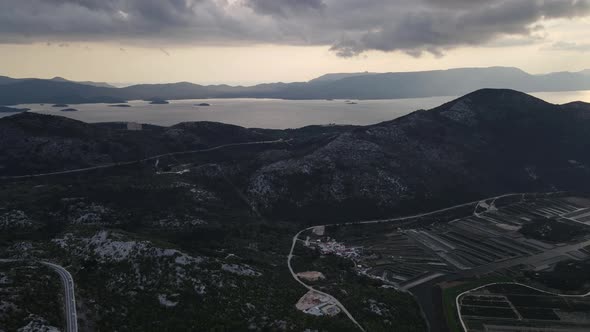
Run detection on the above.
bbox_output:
[0,75,115,88]
[2,89,590,222]
[1,67,590,105]
[245,89,590,220]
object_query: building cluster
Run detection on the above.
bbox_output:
[304,303,341,317]
[312,237,361,259]
[295,290,341,317]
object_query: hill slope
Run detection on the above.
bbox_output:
[0,113,272,175]
[245,89,590,220]
[1,89,589,222]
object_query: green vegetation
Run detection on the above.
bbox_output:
[291,244,427,331]
[527,259,590,292]
[0,168,386,331]
[2,92,590,331]
[0,262,64,330]
[519,218,589,243]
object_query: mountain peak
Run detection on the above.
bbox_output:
[461,88,545,101]
[432,89,554,126]
[443,88,551,108]
[49,76,114,88]
[309,72,377,83]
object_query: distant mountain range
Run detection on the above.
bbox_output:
[0,75,114,88]
[1,67,589,105]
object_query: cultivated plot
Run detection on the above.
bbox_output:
[292,193,590,331]
[303,195,590,290]
[458,283,590,332]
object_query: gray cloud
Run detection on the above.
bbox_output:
[0,0,589,57]
[246,0,326,17]
[330,0,590,57]
[549,41,590,52]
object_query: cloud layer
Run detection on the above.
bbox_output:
[1,0,589,57]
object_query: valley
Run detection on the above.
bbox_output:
[1,89,590,331]
[4,1,590,331]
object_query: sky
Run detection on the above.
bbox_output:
[1,0,590,85]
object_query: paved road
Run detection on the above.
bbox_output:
[0,259,77,332]
[41,262,78,332]
[288,227,367,332]
[0,139,286,180]
[338,193,527,226]
[288,192,562,331]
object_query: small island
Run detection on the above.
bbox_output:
[195,103,211,106]
[148,99,170,105]
[52,104,69,108]
[60,108,79,112]
[0,106,30,113]
[109,104,132,108]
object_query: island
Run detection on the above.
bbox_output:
[0,106,30,113]
[109,104,132,108]
[148,99,170,105]
[52,104,69,108]
[196,103,211,106]
[60,108,79,112]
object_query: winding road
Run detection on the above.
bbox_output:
[0,259,77,332]
[287,192,560,331]
[41,261,78,332]
[288,227,367,332]
[0,139,286,180]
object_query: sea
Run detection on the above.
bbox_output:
[4,90,590,129]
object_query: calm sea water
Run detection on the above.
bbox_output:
[4,90,590,129]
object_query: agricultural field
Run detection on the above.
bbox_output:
[308,195,590,290]
[294,193,590,331]
[457,283,590,332]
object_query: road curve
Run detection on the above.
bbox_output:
[286,193,525,331]
[288,227,367,332]
[0,259,78,332]
[287,192,562,331]
[0,139,286,180]
[41,261,78,332]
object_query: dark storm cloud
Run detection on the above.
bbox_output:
[0,0,589,57]
[330,0,590,57]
